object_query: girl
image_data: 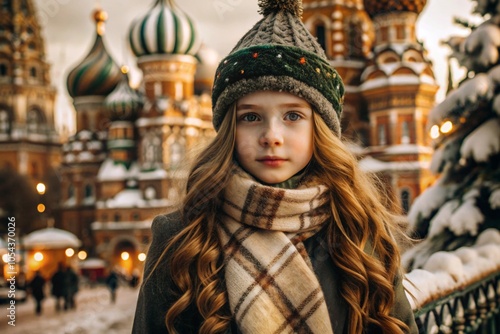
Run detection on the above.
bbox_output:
[133,1,418,333]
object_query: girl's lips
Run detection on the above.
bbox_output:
[257,158,287,167]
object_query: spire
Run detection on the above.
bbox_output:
[446,57,455,95]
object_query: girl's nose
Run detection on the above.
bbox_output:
[259,124,283,147]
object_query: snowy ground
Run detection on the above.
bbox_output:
[0,284,139,334]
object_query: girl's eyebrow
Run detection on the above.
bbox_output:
[236,102,311,110]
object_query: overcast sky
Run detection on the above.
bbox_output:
[32,0,478,133]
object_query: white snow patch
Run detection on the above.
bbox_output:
[23,228,81,249]
[489,188,500,209]
[423,252,465,283]
[97,159,130,181]
[428,199,460,237]
[429,73,494,126]
[449,199,484,236]
[384,144,433,155]
[460,118,500,162]
[106,189,145,208]
[476,228,500,246]
[358,156,389,173]
[407,179,449,229]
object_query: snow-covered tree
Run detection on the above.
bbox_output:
[405,0,500,270]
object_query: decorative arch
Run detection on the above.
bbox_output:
[305,14,330,54]
[402,49,423,63]
[26,107,46,133]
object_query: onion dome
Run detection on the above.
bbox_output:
[194,44,220,93]
[66,9,121,98]
[104,67,144,121]
[128,0,201,57]
[363,0,427,17]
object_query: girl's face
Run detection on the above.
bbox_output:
[235,91,314,184]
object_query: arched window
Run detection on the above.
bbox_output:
[27,109,40,132]
[0,110,10,133]
[0,63,7,76]
[401,121,410,144]
[378,124,386,145]
[1,0,10,11]
[30,67,37,77]
[142,134,162,167]
[84,184,93,198]
[400,189,411,214]
[315,24,326,51]
[68,185,75,199]
[114,213,121,222]
[169,140,185,169]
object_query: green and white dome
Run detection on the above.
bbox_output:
[66,9,121,98]
[128,0,201,57]
[104,68,144,121]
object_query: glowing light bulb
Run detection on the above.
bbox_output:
[138,253,146,262]
[34,252,44,262]
[430,125,440,139]
[65,248,75,257]
[121,252,130,261]
[440,121,453,134]
[78,251,88,260]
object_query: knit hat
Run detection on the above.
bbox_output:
[211,0,345,136]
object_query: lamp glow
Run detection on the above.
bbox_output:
[430,125,440,139]
[440,121,453,134]
[65,248,75,257]
[36,183,46,194]
[34,252,44,262]
[121,252,130,261]
[138,253,146,262]
[78,251,87,260]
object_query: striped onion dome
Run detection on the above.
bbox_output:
[128,0,201,57]
[66,9,121,98]
[104,67,144,121]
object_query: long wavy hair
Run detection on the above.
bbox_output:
[156,107,409,333]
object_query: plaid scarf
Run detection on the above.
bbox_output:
[218,168,334,334]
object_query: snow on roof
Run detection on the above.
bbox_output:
[138,168,168,180]
[361,74,436,91]
[358,156,389,173]
[78,258,107,269]
[97,159,128,181]
[91,220,152,231]
[384,144,433,155]
[106,189,145,208]
[23,227,81,250]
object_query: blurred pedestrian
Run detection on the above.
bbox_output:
[106,270,119,303]
[64,266,79,310]
[51,262,66,311]
[29,270,45,315]
[129,269,140,288]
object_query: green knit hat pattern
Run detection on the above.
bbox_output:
[211,0,345,136]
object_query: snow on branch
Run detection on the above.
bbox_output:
[460,118,500,162]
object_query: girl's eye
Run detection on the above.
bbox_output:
[285,112,302,121]
[241,113,259,122]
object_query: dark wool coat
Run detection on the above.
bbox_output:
[132,212,419,333]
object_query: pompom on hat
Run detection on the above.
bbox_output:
[211,0,345,137]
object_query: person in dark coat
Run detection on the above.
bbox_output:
[29,271,45,315]
[50,263,66,311]
[105,270,119,303]
[63,266,79,310]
